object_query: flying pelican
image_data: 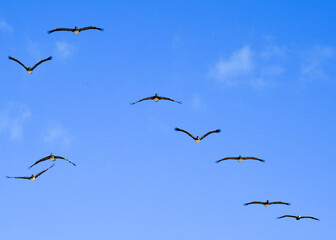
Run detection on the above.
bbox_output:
[278,215,319,221]
[7,165,54,182]
[48,26,103,35]
[216,155,265,163]
[8,56,52,74]
[244,200,290,207]
[175,128,221,143]
[29,153,75,168]
[131,93,181,105]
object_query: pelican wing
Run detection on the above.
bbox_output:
[6,176,30,180]
[277,215,296,219]
[35,165,54,178]
[244,201,265,206]
[79,26,103,32]
[174,128,196,140]
[8,56,28,70]
[31,56,52,70]
[29,156,51,168]
[301,216,319,221]
[131,96,155,105]
[243,157,265,162]
[270,201,290,205]
[200,129,221,140]
[216,157,238,163]
[48,28,74,34]
[158,96,181,104]
[55,156,76,166]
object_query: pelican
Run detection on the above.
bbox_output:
[48,26,103,35]
[131,93,181,105]
[244,200,290,207]
[216,155,265,163]
[175,128,221,143]
[29,153,75,168]
[278,214,319,221]
[8,56,52,74]
[7,165,54,182]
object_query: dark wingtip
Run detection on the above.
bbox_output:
[174,127,180,131]
[215,160,221,163]
[47,30,52,34]
[48,56,52,60]
[216,129,221,133]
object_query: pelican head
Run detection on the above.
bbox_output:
[195,137,200,143]
[30,175,36,181]
[50,153,55,161]
[27,68,32,74]
[238,155,243,162]
[154,93,159,102]
[265,200,270,207]
[74,26,79,35]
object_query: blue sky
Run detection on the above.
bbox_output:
[1,0,336,239]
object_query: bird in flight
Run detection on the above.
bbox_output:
[48,26,103,35]
[244,200,290,207]
[29,153,75,168]
[131,93,181,105]
[175,128,221,143]
[8,56,52,74]
[7,165,54,182]
[216,155,265,163]
[278,214,319,221]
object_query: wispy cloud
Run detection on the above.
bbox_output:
[55,41,76,58]
[0,104,31,140]
[0,19,12,32]
[209,45,285,88]
[43,124,73,146]
[300,46,335,80]
[209,46,253,86]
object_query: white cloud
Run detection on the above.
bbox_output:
[209,46,253,86]
[209,45,285,88]
[300,46,335,80]
[43,124,72,146]
[0,19,12,32]
[0,104,31,140]
[55,41,75,58]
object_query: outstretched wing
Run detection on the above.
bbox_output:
[131,96,155,105]
[31,56,52,70]
[158,96,182,104]
[270,201,290,205]
[301,216,319,221]
[277,215,296,219]
[8,56,28,70]
[216,157,238,163]
[200,129,221,140]
[55,156,76,166]
[29,155,51,168]
[174,128,196,140]
[79,26,103,32]
[6,176,30,180]
[244,201,265,206]
[48,28,74,34]
[243,157,265,162]
[35,164,54,178]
